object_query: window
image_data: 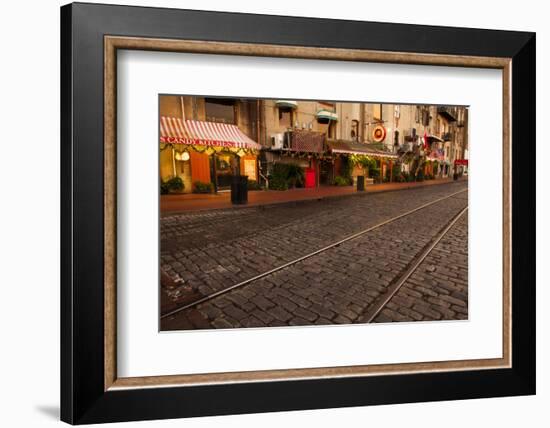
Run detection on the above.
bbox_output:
[328,121,336,139]
[373,103,383,121]
[394,105,400,118]
[278,108,292,128]
[351,120,359,141]
[422,108,430,126]
[205,98,235,124]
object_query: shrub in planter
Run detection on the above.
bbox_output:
[247,179,263,191]
[160,176,184,194]
[393,173,406,183]
[369,167,381,184]
[340,156,354,185]
[269,163,289,190]
[285,163,305,188]
[269,175,288,191]
[334,175,351,186]
[390,166,400,181]
[416,169,425,182]
[193,181,213,193]
[270,162,304,189]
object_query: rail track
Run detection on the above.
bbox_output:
[360,205,467,323]
[161,188,468,322]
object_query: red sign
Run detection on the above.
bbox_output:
[454,159,468,166]
[305,168,316,188]
[372,125,387,142]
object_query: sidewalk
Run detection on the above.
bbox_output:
[161,178,464,214]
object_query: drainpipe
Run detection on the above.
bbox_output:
[180,96,186,121]
[175,96,185,178]
[359,103,365,142]
[256,99,261,143]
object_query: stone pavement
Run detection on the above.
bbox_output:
[160,182,469,330]
[161,181,467,305]
[371,211,468,323]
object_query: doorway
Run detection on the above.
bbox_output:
[319,158,334,185]
[210,152,240,192]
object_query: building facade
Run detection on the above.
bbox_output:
[159,96,468,193]
[159,95,261,193]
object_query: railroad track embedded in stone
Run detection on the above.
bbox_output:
[359,205,468,323]
[161,188,468,323]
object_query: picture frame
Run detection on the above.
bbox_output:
[60,2,535,424]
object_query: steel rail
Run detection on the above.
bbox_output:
[161,188,468,319]
[361,206,469,323]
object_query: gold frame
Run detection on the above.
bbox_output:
[104,36,512,391]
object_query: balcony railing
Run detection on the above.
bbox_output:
[437,106,458,122]
[442,132,454,141]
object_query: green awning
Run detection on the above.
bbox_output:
[316,109,338,122]
[275,100,298,109]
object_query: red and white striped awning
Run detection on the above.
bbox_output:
[160,117,261,150]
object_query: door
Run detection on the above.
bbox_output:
[211,152,240,191]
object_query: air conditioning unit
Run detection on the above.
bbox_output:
[270,133,284,150]
[283,131,292,149]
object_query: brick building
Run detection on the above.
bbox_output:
[159,96,468,193]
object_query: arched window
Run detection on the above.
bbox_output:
[351,120,359,141]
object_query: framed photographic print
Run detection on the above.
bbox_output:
[60,2,536,424]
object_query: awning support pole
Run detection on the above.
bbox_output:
[171,146,176,177]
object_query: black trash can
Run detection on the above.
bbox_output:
[357,175,365,192]
[231,175,248,205]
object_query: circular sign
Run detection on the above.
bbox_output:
[372,125,387,142]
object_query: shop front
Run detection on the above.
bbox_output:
[160,117,261,193]
[326,139,399,184]
[264,129,325,189]
[454,158,468,176]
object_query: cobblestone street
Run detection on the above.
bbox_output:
[160,181,468,330]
